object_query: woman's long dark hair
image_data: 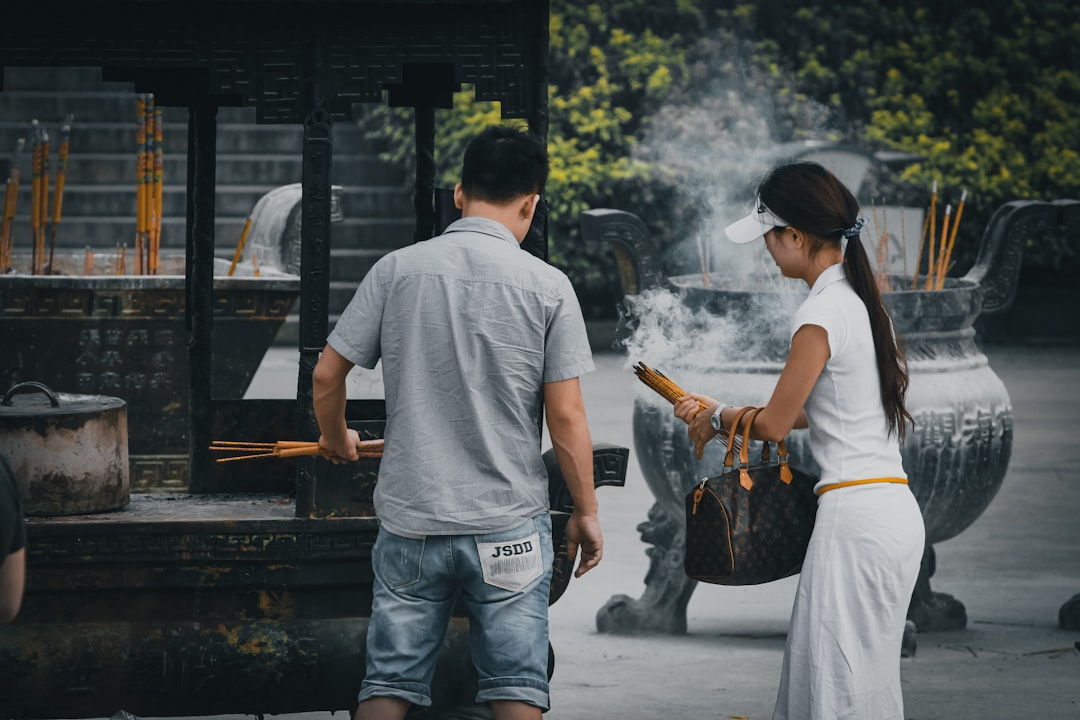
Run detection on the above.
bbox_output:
[758,161,914,440]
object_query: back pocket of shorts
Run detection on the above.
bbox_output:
[475,530,543,592]
[375,532,425,589]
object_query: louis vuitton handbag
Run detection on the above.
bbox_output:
[684,406,819,586]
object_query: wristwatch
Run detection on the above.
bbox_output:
[710,404,732,432]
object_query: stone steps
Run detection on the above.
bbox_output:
[0,88,340,126]
[6,181,414,221]
[8,215,414,259]
[0,120,389,156]
[1,66,416,342]
[0,147,405,186]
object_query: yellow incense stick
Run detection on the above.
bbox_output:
[136,95,147,273]
[938,190,966,290]
[46,115,72,272]
[911,205,930,289]
[228,217,253,277]
[144,94,156,275]
[923,180,938,290]
[152,104,164,275]
[935,203,951,288]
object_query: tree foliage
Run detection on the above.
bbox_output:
[360,1,700,316]
[360,0,1080,317]
[717,0,1080,275]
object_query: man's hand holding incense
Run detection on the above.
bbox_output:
[319,427,361,465]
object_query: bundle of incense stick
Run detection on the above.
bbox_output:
[634,362,742,451]
[135,95,147,274]
[633,362,706,411]
[135,94,163,275]
[910,181,967,291]
[47,113,74,273]
[935,189,966,290]
[209,438,384,462]
[29,120,44,274]
[1,137,26,274]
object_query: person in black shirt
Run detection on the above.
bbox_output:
[0,454,26,623]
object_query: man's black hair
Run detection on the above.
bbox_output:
[461,126,548,204]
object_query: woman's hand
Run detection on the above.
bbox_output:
[675,393,720,460]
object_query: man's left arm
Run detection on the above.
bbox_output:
[544,378,602,577]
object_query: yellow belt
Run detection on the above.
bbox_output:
[816,477,909,497]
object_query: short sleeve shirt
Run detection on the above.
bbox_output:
[792,263,907,492]
[328,217,595,536]
[1,455,26,556]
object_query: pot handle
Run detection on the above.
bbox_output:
[2,381,61,408]
[581,208,666,295]
[962,200,1067,316]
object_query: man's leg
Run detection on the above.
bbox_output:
[355,697,410,720]
[490,699,542,720]
[460,515,554,714]
[359,530,454,714]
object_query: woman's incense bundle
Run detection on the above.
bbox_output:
[633,362,706,411]
[633,362,740,449]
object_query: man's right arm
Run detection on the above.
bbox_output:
[0,547,25,623]
[543,377,602,577]
[313,345,361,463]
[0,458,26,623]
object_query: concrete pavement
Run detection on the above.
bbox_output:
[152,343,1080,720]
[544,345,1080,720]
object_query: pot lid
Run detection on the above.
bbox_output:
[0,381,126,417]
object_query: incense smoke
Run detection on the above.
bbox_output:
[616,58,837,386]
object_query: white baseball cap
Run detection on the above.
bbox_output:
[724,199,791,244]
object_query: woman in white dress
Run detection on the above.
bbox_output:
[674,161,925,720]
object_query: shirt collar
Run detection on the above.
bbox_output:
[808,262,846,297]
[442,216,520,246]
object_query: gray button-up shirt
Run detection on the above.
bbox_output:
[328,217,595,536]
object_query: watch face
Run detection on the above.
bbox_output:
[710,411,722,431]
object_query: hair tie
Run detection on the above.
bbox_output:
[841,216,867,239]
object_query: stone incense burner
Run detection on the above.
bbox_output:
[581,200,1071,635]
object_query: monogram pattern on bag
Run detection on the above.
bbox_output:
[685,464,817,586]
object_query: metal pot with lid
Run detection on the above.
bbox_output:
[0,381,129,516]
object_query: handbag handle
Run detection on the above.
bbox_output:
[722,406,758,470]
[736,408,761,491]
[734,407,795,491]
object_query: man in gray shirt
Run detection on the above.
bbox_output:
[313,126,602,720]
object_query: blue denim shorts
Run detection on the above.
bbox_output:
[358,513,554,711]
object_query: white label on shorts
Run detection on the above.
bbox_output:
[476,531,543,592]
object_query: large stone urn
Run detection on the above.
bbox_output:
[581,200,1071,635]
[0,254,298,489]
[0,183,351,490]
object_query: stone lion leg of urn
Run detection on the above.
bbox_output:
[907,543,967,632]
[596,401,709,636]
[596,501,698,635]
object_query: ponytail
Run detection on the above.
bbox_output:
[757,161,914,441]
[843,231,914,441]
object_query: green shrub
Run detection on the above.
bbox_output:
[360,0,1080,313]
